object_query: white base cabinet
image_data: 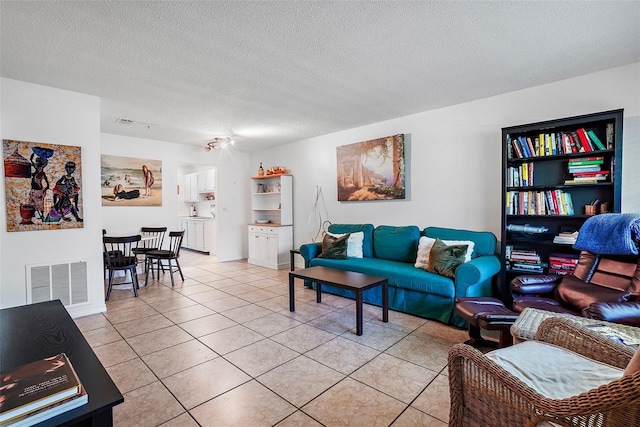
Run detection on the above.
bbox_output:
[179,218,216,255]
[248,225,292,269]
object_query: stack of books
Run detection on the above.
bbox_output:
[564,156,609,184]
[507,248,546,273]
[548,253,579,275]
[0,353,88,426]
[552,231,579,244]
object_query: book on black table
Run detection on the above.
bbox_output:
[0,353,88,426]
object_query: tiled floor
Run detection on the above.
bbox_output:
[76,251,472,426]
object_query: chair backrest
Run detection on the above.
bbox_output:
[103,235,141,267]
[167,231,184,257]
[140,227,167,249]
[572,251,640,293]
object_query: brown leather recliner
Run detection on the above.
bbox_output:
[511,251,640,326]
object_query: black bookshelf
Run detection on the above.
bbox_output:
[499,109,623,302]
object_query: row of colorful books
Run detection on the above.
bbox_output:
[506,189,575,216]
[507,124,613,159]
[507,162,534,187]
[564,156,610,185]
[0,353,88,426]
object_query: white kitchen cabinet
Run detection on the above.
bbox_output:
[247,225,292,269]
[180,218,216,255]
[198,169,216,193]
[183,173,199,202]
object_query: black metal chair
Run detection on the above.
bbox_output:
[144,231,185,287]
[103,234,141,301]
[132,227,167,274]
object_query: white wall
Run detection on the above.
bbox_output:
[252,63,640,250]
[1,78,104,316]
[101,133,251,262]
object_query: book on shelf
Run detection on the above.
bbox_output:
[548,251,579,275]
[526,137,536,158]
[570,130,586,152]
[564,179,605,184]
[568,156,604,166]
[515,140,525,159]
[576,128,594,152]
[511,264,545,273]
[568,167,604,175]
[0,353,87,426]
[538,133,545,156]
[606,123,614,149]
[518,136,532,158]
[586,129,606,150]
[552,231,579,244]
[571,170,609,178]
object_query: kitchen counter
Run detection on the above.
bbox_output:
[180,216,215,220]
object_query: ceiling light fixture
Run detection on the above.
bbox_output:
[205,137,235,151]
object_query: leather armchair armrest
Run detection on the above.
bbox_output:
[583,301,640,327]
[510,274,562,295]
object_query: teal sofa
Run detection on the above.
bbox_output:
[299,224,501,327]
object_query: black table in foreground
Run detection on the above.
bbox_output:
[0,300,124,426]
[289,266,388,335]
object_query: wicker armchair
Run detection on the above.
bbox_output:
[448,317,640,427]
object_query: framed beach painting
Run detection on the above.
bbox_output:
[3,139,84,232]
[101,155,162,206]
[336,134,406,201]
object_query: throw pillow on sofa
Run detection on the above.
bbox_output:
[415,236,475,269]
[427,238,469,279]
[318,233,350,259]
[327,231,364,258]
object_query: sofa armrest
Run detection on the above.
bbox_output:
[510,274,562,295]
[583,302,640,327]
[299,242,322,266]
[454,255,501,296]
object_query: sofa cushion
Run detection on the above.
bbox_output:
[486,340,622,400]
[415,236,437,269]
[318,233,349,259]
[424,226,497,258]
[415,236,475,269]
[328,224,374,258]
[373,225,420,263]
[327,231,364,258]
[427,238,468,279]
[309,257,455,298]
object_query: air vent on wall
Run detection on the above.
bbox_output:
[116,117,135,125]
[26,261,89,308]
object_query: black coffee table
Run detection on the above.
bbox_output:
[289,266,388,335]
[0,300,123,426]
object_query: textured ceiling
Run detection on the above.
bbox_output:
[1,1,639,152]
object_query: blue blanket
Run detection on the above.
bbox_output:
[573,213,640,255]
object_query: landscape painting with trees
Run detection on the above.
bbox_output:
[336,134,405,201]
